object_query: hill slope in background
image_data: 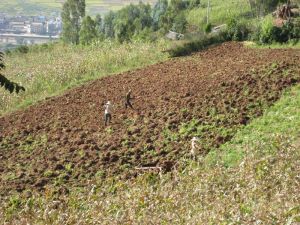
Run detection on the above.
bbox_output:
[0,0,156,16]
[0,42,299,198]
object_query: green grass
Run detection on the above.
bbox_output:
[207,84,300,167]
[186,0,251,30]
[0,40,170,115]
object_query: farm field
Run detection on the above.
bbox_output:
[0,0,157,15]
[0,42,299,200]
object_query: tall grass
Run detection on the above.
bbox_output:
[0,40,170,115]
[187,0,251,29]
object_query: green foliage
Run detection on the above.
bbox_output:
[95,14,104,37]
[152,0,168,31]
[172,13,188,33]
[167,31,229,57]
[61,0,86,44]
[189,0,201,9]
[226,18,250,41]
[79,16,97,45]
[113,3,153,42]
[187,0,250,30]
[0,52,25,94]
[158,0,189,33]
[15,45,29,54]
[253,16,300,44]
[204,23,212,33]
[103,11,116,39]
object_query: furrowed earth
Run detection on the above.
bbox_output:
[0,42,299,198]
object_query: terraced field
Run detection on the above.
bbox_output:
[0,42,299,199]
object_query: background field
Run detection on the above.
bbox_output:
[0,40,170,115]
[0,0,157,16]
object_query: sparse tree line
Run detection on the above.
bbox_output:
[62,0,202,45]
[61,0,299,46]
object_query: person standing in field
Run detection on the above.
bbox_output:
[191,137,199,160]
[125,89,134,109]
[104,101,113,126]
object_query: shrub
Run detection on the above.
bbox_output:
[226,18,250,41]
[167,31,229,57]
[204,23,212,34]
[255,16,300,44]
[15,45,29,54]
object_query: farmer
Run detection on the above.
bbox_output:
[125,89,134,109]
[191,137,199,159]
[104,101,113,126]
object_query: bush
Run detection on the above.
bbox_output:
[204,23,212,34]
[167,31,229,57]
[255,16,300,44]
[226,18,250,41]
[15,45,29,54]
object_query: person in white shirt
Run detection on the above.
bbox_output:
[104,101,113,126]
[191,137,199,159]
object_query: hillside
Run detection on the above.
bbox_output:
[0,42,299,201]
[0,0,156,16]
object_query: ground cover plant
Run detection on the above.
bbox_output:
[0,40,169,115]
[1,62,300,224]
[0,42,299,203]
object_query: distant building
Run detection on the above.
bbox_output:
[0,17,8,30]
[9,22,26,33]
[46,21,56,35]
[30,22,46,34]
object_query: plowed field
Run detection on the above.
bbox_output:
[0,42,299,198]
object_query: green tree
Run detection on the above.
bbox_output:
[79,16,97,45]
[0,52,25,94]
[158,0,188,33]
[61,0,86,44]
[189,0,201,9]
[152,0,168,31]
[103,11,116,39]
[172,13,187,33]
[114,3,153,42]
[95,14,103,34]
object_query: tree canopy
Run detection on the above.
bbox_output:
[0,52,25,94]
[61,0,86,44]
[80,16,97,45]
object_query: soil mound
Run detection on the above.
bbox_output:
[0,42,299,197]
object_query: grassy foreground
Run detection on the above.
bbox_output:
[0,40,170,116]
[1,83,300,224]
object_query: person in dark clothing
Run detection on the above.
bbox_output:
[125,89,134,109]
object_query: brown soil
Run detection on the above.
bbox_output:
[0,42,299,197]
